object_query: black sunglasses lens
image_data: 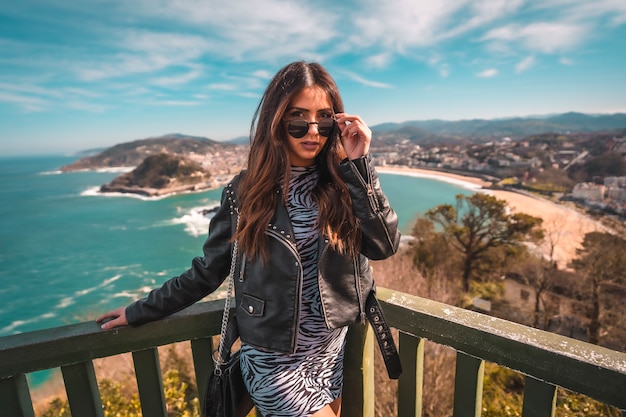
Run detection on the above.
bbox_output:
[318,119,335,137]
[287,120,308,138]
[286,119,335,138]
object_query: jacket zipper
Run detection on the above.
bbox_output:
[349,162,379,213]
[350,160,395,250]
[267,229,303,353]
[317,241,331,328]
[354,255,366,324]
[238,257,246,282]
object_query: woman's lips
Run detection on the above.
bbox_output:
[300,141,319,151]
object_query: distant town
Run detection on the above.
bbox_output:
[370,129,626,223]
[63,113,626,226]
[213,129,626,223]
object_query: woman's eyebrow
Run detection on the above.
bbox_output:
[286,106,333,113]
[286,106,308,112]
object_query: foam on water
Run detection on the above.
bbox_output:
[0,312,58,335]
[169,204,218,237]
[80,186,169,201]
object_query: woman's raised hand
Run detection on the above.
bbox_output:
[335,113,371,161]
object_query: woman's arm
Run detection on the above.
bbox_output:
[97,180,238,329]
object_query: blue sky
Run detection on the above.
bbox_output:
[1,0,625,156]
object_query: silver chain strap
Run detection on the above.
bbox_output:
[214,214,240,368]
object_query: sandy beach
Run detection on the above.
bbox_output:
[377,165,608,269]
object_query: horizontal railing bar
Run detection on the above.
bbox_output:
[0,299,224,378]
[1,287,625,415]
[376,287,626,410]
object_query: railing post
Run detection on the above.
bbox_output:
[343,323,375,417]
[133,348,168,417]
[398,332,424,417]
[521,376,556,417]
[61,361,104,417]
[191,336,216,413]
[452,352,484,417]
[0,374,35,417]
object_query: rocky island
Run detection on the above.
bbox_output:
[100,153,213,197]
[62,134,248,197]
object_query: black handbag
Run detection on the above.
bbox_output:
[204,319,254,417]
[203,220,254,417]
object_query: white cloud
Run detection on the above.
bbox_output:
[365,53,393,69]
[480,22,587,54]
[559,57,574,65]
[427,55,451,78]
[534,0,626,26]
[438,65,451,78]
[477,69,498,78]
[341,71,393,89]
[207,83,237,91]
[443,0,524,39]
[0,91,47,112]
[252,70,272,80]
[352,1,468,50]
[128,0,339,62]
[73,31,212,82]
[0,82,106,112]
[151,67,203,87]
[515,56,536,73]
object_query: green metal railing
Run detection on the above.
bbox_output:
[1,287,625,417]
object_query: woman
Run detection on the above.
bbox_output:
[98,61,400,417]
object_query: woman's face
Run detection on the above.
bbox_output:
[283,86,333,167]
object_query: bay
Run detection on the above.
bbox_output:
[0,155,475,385]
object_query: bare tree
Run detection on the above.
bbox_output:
[569,232,626,344]
[540,213,569,267]
[513,254,554,328]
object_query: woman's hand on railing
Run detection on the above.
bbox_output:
[97,306,129,330]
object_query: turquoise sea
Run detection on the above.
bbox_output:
[0,155,475,385]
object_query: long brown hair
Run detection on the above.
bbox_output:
[234,61,360,261]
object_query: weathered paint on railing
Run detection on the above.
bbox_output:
[1,289,625,416]
[0,299,226,417]
[375,287,626,414]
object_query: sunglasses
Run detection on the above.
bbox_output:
[284,118,336,138]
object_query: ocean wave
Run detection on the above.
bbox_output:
[112,290,139,299]
[56,297,75,309]
[1,312,57,335]
[51,274,126,315]
[39,170,63,175]
[103,264,142,272]
[169,204,218,237]
[68,167,135,174]
[95,167,135,173]
[74,274,123,297]
[138,286,156,295]
[80,186,168,201]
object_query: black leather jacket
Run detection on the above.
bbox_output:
[126,155,400,353]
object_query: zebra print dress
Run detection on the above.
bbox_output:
[239,165,348,417]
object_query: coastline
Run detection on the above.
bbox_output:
[86,163,606,268]
[377,165,489,189]
[377,165,606,269]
